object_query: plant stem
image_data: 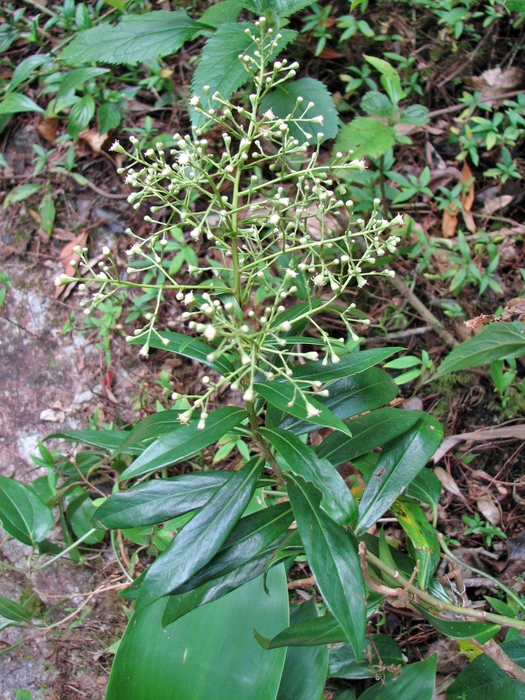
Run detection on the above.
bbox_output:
[31,529,98,571]
[470,638,525,683]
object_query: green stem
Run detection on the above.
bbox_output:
[32,529,98,571]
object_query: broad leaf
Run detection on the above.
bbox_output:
[0,93,43,115]
[356,415,443,534]
[333,117,396,160]
[360,91,394,119]
[129,331,235,377]
[413,605,499,643]
[291,347,402,383]
[507,0,525,9]
[317,408,423,467]
[119,407,247,481]
[406,468,442,507]
[97,102,121,133]
[276,600,328,700]
[0,595,31,622]
[287,475,366,658]
[260,78,338,144]
[329,634,403,679]
[437,322,525,376]
[136,457,264,609]
[199,0,244,27]
[358,654,436,700]
[256,612,346,647]
[107,567,288,700]
[67,94,95,138]
[0,476,54,546]
[93,473,232,529]
[446,638,525,699]
[61,11,203,65]
[261,427,357,525]
[191,23,295,126]
[400,104,429,125]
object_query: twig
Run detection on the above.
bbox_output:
[470,638,525,684]
[288,576,316,590]
[77,177,129,200]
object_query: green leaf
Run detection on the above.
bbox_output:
[68,496,105,544]
[61,11,203,65]
[447,639,525,699]
[3,183,42,209]
[400,104,429,125]
[67,94,95,139]
[107,567,288,700]
[276,600,328,700]
[406,468,442,507]
[94,473,232,529]
[437,322,525,376]
[358,654,436,700]
[8,54,53,92]
[280,367,398,435]
[317,408,423,467]
[199,0,244,27]
[292,347,403,384]
[506,0,525,11]
[0,476,54,546]
[57,67,109,97]
[329,634,403,679]
[333,117,396,160]
[47,429,141,453]
[98,102,121,133]
[360,91,394,119]
[256,612,346,648]
[255,381,351,435]
[191,23,296,126]
[0,595,31,622]
[364,55,405,104]
[129,330,235,377]
[356,415,443,534]
[260,78,338,144]
[413,604,499,643]
[286,475,366,658]
[38,192,55,237]
[119,407,247,481]
[112,409,184,458]
[0,93,43,115]
[136,457,264,609]
[261,427,357,525]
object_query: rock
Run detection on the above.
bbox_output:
[73,389,94,405]
[39,409,65,423]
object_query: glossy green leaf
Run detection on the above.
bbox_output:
[256,612,346,648]
[406,468,442,506]
[68,496,105,544]
[129,331,235,377]
[0,476,54,545]
[112,410,185,458]
[413,604,499,642]
[329,634,403,679]
[280,367,398,435]
[192,23,295,127]
[93,473,232,529]
[333,117,396,160]
[437,322,525,377]
[287,475,366,658]
[317,408,422,467]
[255,381,351,435]
[107,566,288,700]
[292,347,402,384]
[0,595,31,622]
[61,11,203,65]
[356,415,443,535]
[446,639,525,699]
[391,496,440,590]
[47,429,140,453]
[137,457,264,609]
[119,407,247,481]
[276,600,328,700]
[261,427,357,525]
[260,77,338,144]
[0,93,44,115]
[358,654,436,700]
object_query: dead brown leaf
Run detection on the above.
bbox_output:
[468,66,524,107]
[434,466,463,499]
[460,162,475,211]
[78,129,109,154]
[476,498,501,526]
[433,424,525,463]
[480,194,514,217]
[442,206,458,238]
[501,297,525,322]
[464,313,495,334]
[55,231,88,300]
[36,118,59,144]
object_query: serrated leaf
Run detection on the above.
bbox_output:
[199,0,244,27]
[360,91,394,119]
[400,104,429,125]
[191,23,296,127]
[61,11,203,65]
[437,322,525,376]
[0,476,54,546]
[260,78,338,144]
[119,407,246,481]
[287,475,366,658]
[8,54,53,92]
[333,117,396,160]
[356,415,443,535]
[0,93,44,115]
[67,94,95,139]
[261,427,357,525]
[136,457,264,609]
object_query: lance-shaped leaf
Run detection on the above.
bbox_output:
[0,476,54,546]
[256,612,346,648]
[0,595,31,622]
[406,468,442,507]
[292,347,402,384]
[356,415,443,535]
[119,407,247,481]
[329,634,403,679]
[280,367,397,435]
[286,475,366,657]
[48,429,142,454]
[390,496,440,590]
[111,409,184,458]
[129,330,235,377]
[136,457,264,610]
[276,600,328,700]
[413,604,499,643]
[358,654,437,700]
[92,473,232,529]
[261,427,357,525]
[255,381,351,435]
[317,408,423,467]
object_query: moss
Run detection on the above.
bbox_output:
[19,581,46,619]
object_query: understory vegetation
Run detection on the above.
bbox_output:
[2,0,525,698]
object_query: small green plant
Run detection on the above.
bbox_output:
[462,513,506,547]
